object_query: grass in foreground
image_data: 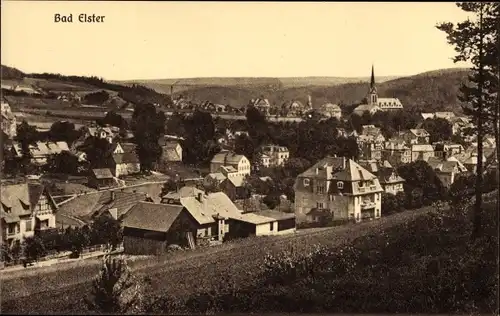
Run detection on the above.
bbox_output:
[1,206,434,314]
[146,202,498,314]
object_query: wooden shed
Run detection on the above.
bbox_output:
[122,202,198,255]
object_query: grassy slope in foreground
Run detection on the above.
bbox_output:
[2,205,439,314]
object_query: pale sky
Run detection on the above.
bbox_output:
[1,1,472,80]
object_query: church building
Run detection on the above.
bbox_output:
[353,66,404,116]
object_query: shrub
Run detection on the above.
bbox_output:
[23,236,46,262]
[85,255,147,314]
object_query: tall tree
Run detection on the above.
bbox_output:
[246,106,269,145]
[15,121,39,174]
[421,118,453,143]
[437,2,499,238]
[183,110,217,165]
[131,104,165,172]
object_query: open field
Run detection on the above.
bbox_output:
[1,205,440,314]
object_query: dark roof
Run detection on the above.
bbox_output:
[122,202,184,232]
[57,190,147,222]
[93,191,148,219]
[92,168,114,179]
[1,183,57,222]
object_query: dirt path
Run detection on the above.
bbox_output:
[1,206,437,314]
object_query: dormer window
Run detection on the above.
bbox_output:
[337,181,344,189]
[303,178,310,186]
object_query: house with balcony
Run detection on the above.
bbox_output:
[358,160,405,195]
[1,183,58,247]
[294,156,384,225]
[210,150,251,177]
[261,145,290,167]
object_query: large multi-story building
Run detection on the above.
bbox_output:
[294,156,384,224]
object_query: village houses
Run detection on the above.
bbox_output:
[358,160,405,195]
[382,137,412,167]
[250,97,271,116]
[123,188,296,256]
[402,129,431,145]
[158,136,183,163]
[12,141,70,165]
[426,156,468,188]
[411,144,435,162]
[281,100,308,117]
[294,156,384,225]
[210,150,251,177]
[56,189,149,227]
[261,145,290,167]
[1,183,58,247]
[83,125,115,143]
[318,102,342,120]
[88,168,116,190]
[106,142,141,177]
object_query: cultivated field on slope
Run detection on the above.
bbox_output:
[1,205,438,314]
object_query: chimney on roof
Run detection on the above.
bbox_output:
[197,192,203,202]
[315,168,319,175]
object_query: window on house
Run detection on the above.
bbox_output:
[25,219,33,232]
[303,178,310,186]
[317,185,325,194]
[316,202,324,209]
[270,222,274,231]
[337,181,344,189]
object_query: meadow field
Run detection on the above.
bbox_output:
[1,205,438,314]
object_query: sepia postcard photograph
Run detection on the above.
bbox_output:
[0,1,499,315]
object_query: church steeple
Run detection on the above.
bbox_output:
[370,64,375,88]
[368,64,378,106]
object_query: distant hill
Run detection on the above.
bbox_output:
[113,75,399,94]
[1,64,173,108]
[1,65,25,80]
[163,68,471,112]
[2,64,470,113]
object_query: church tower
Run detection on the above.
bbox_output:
[368,64,378,106]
